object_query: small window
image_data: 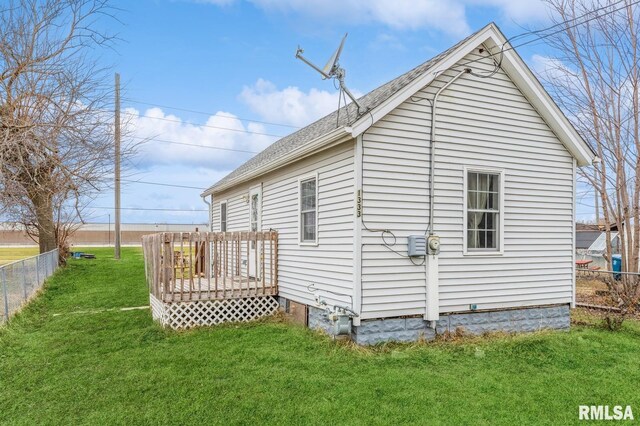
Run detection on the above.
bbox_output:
[299,176,317,244]
[250,193,259,232]
[220,202,227,232]
[466,171,501,252]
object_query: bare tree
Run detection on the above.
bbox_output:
[538,0,640,323]
[0,0,122,256]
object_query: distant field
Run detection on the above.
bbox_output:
[0,247,39,266]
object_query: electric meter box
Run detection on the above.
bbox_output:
[407,235,427,257]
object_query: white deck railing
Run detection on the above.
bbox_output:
[142,232,279,302]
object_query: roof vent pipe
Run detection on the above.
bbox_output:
[427,68,471,236]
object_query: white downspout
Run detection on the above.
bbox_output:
[201,195,212,231]
[201,194,213,279]
[425,68,471,323]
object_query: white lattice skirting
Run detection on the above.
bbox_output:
[149,293,279,329]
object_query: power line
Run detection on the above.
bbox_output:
[459,0,640,71]
[90,206,208,212]
[130,135,259,154]
[120,178,206,190]
[121,111,287,138]
[117,1,634,151]
[505,0,624,46]
[122,97,301,130]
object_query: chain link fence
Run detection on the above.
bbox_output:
[0,249,59,324]
[576,268,640,311]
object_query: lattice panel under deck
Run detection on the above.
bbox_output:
[149,293,279,329]
[150,293,165,322]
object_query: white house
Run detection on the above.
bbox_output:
[201,23,597,344]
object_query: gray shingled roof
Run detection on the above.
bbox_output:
[205,28,482,194]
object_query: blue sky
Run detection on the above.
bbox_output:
[85,0,595,224]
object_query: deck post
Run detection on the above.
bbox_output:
[273,232,279,292]
[205,232,211,300]
[189,232,194,300]
[214,233,219,299]
[261,232,265,295]
[180,232,185,301]
[254,232,258,297]
[197,233,202,297]
[232,233,237,298]
[245,233,249,298]
[163,233,172,302]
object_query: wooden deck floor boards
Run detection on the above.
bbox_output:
[160,276,276,302]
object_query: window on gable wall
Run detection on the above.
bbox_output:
[220,202,227,232]
[466,171,501,251]
[299,176,317,244]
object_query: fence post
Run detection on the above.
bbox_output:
[22,260,28,300]
[35,255,40,286]
[1,268,8,321]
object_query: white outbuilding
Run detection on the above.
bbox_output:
[201,23,597,344]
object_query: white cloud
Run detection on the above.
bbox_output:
[123,107,277,169]
[196,0,552,36]
[239,78,357,127]
[193,0,236,5]
[531,54,579,85]
[249,0,470,36]
[370,33,406,51]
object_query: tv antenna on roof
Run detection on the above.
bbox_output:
[295,33,363,115]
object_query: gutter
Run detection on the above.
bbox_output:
[201,126,352,197]
[201,195,212,231]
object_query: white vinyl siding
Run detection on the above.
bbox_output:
[210,194,219,232]
[211,142,355,308]
[360,47,574,318]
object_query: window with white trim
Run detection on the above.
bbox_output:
[299,176,317,243]
[466,171,500,251]
[220,202,227,232]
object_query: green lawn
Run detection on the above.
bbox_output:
[1,247,640,425]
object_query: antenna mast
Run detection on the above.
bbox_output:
[295,33,363,114]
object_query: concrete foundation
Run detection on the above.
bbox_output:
[435,305,570,336]
[279,296,570,345]
[351,317,436,345]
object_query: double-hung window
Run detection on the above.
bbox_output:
[220,202,227,232]
[465,170,502,253]
[299,176,317,244]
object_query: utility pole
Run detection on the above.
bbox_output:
[594,187,600,227]
[114,73,121,259]
[594,167,600,227]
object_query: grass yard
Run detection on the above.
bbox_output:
[0,246,39,265]
[2,247,640,425]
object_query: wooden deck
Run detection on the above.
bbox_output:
[142,231,278,303]
[161,276,277,301]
